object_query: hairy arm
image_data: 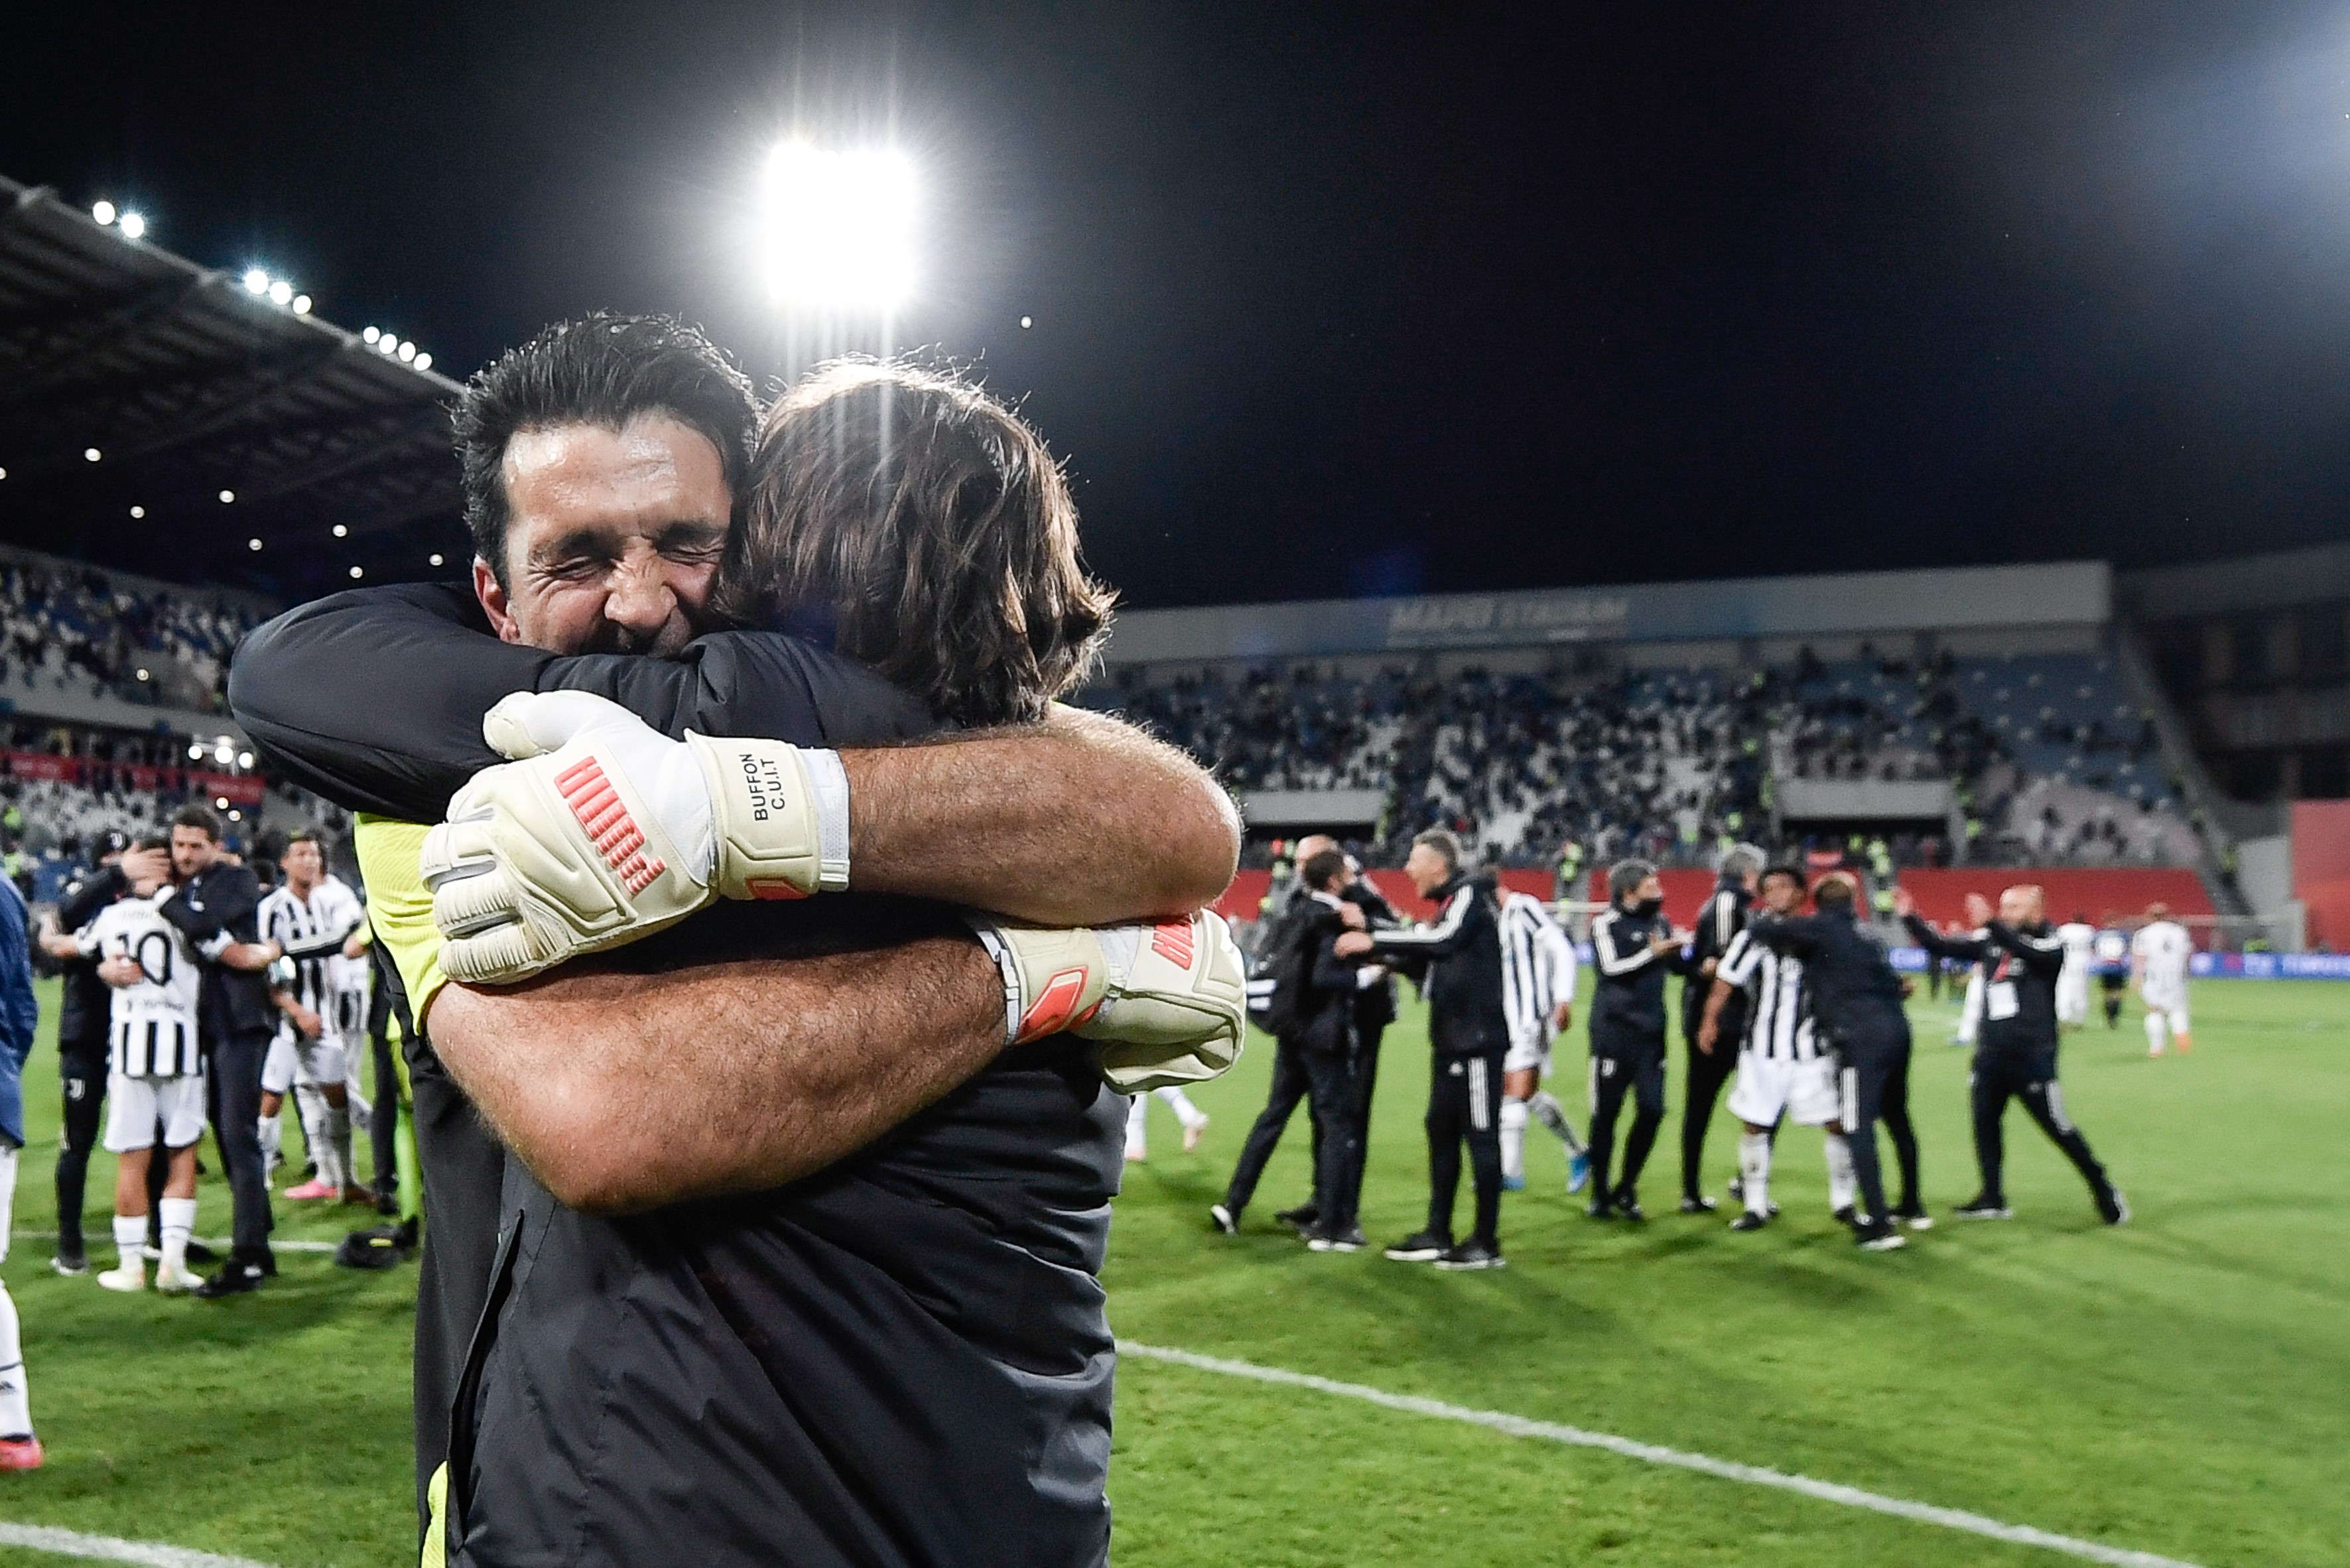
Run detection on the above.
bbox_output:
[844,704,1238,924]
[424,937,1006,1213]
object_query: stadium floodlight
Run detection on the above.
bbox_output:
[119,212,145,239]
[428,553,445,566]
[349,565,365,579]
[415,352,432,370]
[362,326,380,344]
[128,505,143,519]
[1021,315,1033,328]
[292,294,310,314]
[268,279,293,306]
[243,269,270,294]
[214,742,233,764]
[92,200,116,226]
[247,537,262,551]
[136,669,149,681]
[214,795,230,809]
[751,143,917,310]
[237,751,253,769]
[219,489,235,503]
[332,523,348,537]
[187,744,204,760]
[0,468,8,480]
[397,340,416,361]
[83,447,100,462]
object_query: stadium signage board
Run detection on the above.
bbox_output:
[1386,591,1631,648]
[2,748,263,805]
[2189,950,2350,980]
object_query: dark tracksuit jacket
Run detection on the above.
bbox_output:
[1682,876,1750,1043]
[1744,911,1910,1055]
[1589,905,1679,1056]
[1902,915,2065,1069]
[230,584,1124,1568]
[1365,873,1508,1057]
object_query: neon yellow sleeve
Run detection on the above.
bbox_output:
[355,815,448,1027]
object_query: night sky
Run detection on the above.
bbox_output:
[8,2,2350,608]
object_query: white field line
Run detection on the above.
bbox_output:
[13,1230,339,1255]
[1122,1341,2209,1568]
[0,1521,277,1567]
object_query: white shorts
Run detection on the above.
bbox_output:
[2055,972,2089,1026]
[104,1073,209,1153]
[1727,1054,1840,1129]
[1502,1033,1553,1077]
[263,1031,350,1097]
[2143,992,2189,1032]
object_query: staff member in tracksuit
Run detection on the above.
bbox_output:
[1340,830,1510,1271]
[1898,883,2128,1226]
[1745,874,1916,1251]
[1585,859,1689,1220]
[1679,844,1762,1213]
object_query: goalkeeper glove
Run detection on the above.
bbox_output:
[420,690,852,985]
[968,910,1248,1092]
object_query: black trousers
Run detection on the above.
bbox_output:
[1589,1020,1666,1203]
[370,1014,401,1193]
[1425,1049,1506,1244]
[205,1026,276,1256]
[1224,1034,1323,1216]
[1971,1047,2111,1205]
[1679,1030,1740,1201]
[1322,1023,1383,1232]
[1833,1016,1920,1222]
[55,1040,107,1253]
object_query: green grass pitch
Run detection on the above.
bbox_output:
[0,974,2341,1567]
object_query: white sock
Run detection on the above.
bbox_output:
[324,1104,354,1191]
[1529,1090,1585,1155]
[257,1112,282,1171]
[111,1214,147,1274]
[1738,1131,1772,1215]
[0,1283,29,1438]
[2144,1011,2168,1055]
[159,1197,197,1274]
[294,1084,330,1179]
[1124,1094,1148,1159]
[1825,1133,1857,1212]
[1500,1096,1529,1181]
[1157,1086,1208,1132]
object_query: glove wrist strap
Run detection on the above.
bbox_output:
[688,735,852,898]
[966,921,1026,1047]
[801,746,852,892]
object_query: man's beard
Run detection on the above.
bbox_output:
[581,616,696,658]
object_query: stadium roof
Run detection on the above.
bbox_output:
[0,174,464,595]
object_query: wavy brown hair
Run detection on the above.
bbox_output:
[714,359,1115,728]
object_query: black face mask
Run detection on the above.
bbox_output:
[1631,896,1664,918]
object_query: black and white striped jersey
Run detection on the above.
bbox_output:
[76,894,203,1078]
[259,876,366,1033]
[1500,892,1577,1056]
[1713,927,1817,1061]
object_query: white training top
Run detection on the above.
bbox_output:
[2132,920,2193,996]
[1500,892,1577,1056]
[259,875,367,1039]
[78,893,204,1078]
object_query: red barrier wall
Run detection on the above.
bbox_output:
[2293,799,2350,950]
[1893,868,2211,930]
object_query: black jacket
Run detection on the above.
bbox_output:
[156,861,273,1039]
[1367,872,1507,1057]
[1682,876,1750,1041]
[230,584,1122,1568]
[1590,903,1682,1041]
[1746,910,1908,1043]
[1904,915,2064,1057]
[1292,894,1368,1056]
[1344,880,1401,1031]
[52,863,127,1048]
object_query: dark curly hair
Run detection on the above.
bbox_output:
[453,313,756,586]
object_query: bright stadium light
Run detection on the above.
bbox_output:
[119,212,145,239]
[415,352,432,370]
[332,524,348,537]
[751,143,917,309]
[1021,315,1033,328]
[237,751,253,769]
[129,505,143,518]
[187,744,204,760]
[136,669,149,682]
[243,269,270,294]
[397,340,415,361]
[268,279,293,305]
[84,447,100,462]
[362,326,380,344]
[291,293,310,314]
[219,489,235,503]
[428,553,445,566]
[92,200,116,226]
[349,565,365,579]
[247,537,262,551]
[215,795,230,809]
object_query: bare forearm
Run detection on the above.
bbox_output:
[843,706,1238,925]
[426,937,1007,1213]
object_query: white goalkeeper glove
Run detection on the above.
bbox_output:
[968,909,1248,1092]
[420,690,852,985]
